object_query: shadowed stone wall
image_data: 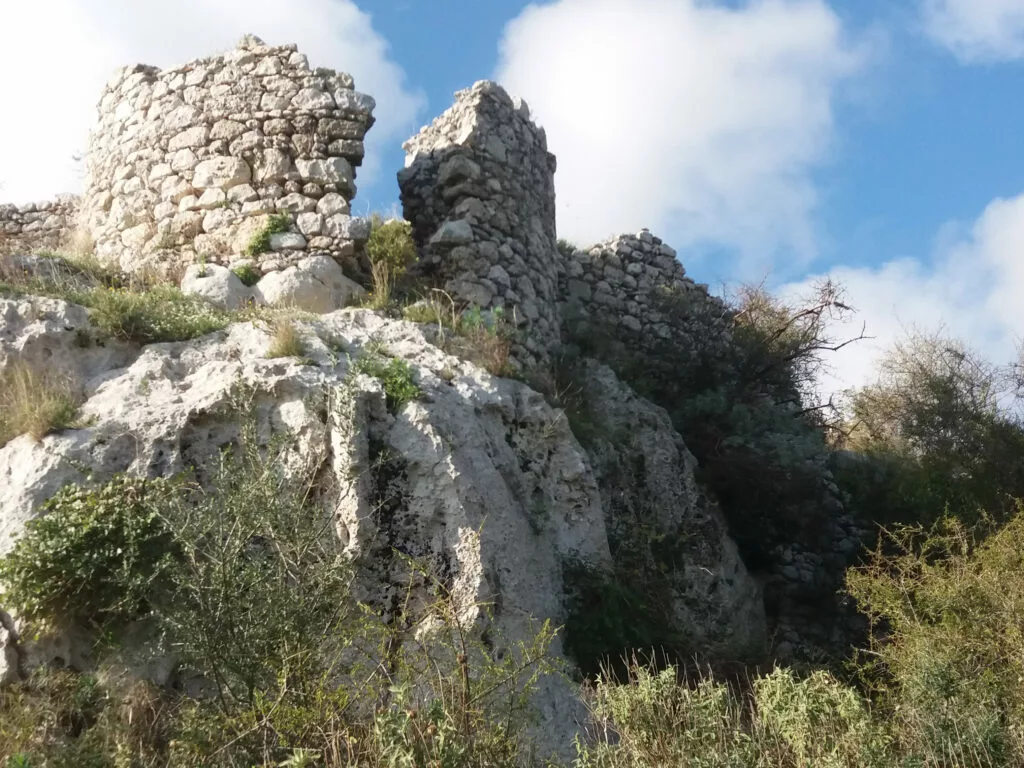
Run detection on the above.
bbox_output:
[399,81,560,368]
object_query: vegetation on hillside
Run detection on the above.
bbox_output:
[0,416,555,767]
[6,237,1024,765]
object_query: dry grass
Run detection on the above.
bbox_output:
[402,291,515,377]
[450,323,513,377]
[366,258,394,310]
[0,363,80,446]
[62,227,95,260]
[266,319,305,359]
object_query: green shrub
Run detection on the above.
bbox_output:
[842,331,1024,530]
[76,285,232,344]
[0,256,231,345]
[230,263,261,287]
[366,215,417,278]
[244,213,292,257]
[0,363,80,446]
[576,664,894,768]
[0,668,130,767]
[754,668,890,767]
[565,279,850,564]
[562,558,681,680]
[0,412,559,766]
[847,510,1024,766]
[576,666,758,768]
[352,351,422,414]
[0,476,180,629]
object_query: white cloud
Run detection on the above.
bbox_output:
[0,0,424,204]
[495,0,868,269]
[922,0,1024,62]
[782,194,1024,399]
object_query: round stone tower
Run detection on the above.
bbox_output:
[81,34,375,276]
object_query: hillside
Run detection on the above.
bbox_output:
[4,34,1024,768]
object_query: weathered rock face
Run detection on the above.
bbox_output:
[0,298,766,756]
[0,296,136,386]
[0,610,17,686]
[80,34,375,277]
[576,361,767,661]
[399,81,560,369]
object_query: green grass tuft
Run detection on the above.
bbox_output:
[244,213,292,257]
[352,351,422,414]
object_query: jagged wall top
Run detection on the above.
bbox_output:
[80,34,376,275]
[399,81,560,368]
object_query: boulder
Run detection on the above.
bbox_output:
[323,214,370,241]
[430,219,474,246]
[180,263,252,310]
[295,157,353,188]
[253,254,366,312]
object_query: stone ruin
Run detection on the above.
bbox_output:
[81,33,374,277]
[397,81,731,370]
[0,197,79,257]
[1,34,376,315]
[399,81,560,367]
[0,35,874,666]
[0,35,730,370]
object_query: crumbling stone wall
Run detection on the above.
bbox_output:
[560,231,732,366]
[80,34,375,276]
[397,84,734,372]
[0,197,79,257]
[399,81,560,367]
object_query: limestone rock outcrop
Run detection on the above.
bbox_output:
[0,297,766,755]
[576,360,767,660]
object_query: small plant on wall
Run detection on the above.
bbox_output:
[244,213,292,257]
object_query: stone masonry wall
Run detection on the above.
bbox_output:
[0,197,79,257]
[80,34,375,277]
[398,81,560,368]
[560,231,733,369]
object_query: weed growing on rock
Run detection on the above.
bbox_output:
[403,292,516,377]
[352,351,422,414]
[82,285,232,344]
[0,363,80,446]
[0,476,181,629]
[230,262,261,287]
[244,213,292,257]
[266,319,306,359]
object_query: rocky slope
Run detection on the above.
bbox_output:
[0,294,766,754]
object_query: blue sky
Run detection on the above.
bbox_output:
[361,0,1024,283]
[3,0,1024,393]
